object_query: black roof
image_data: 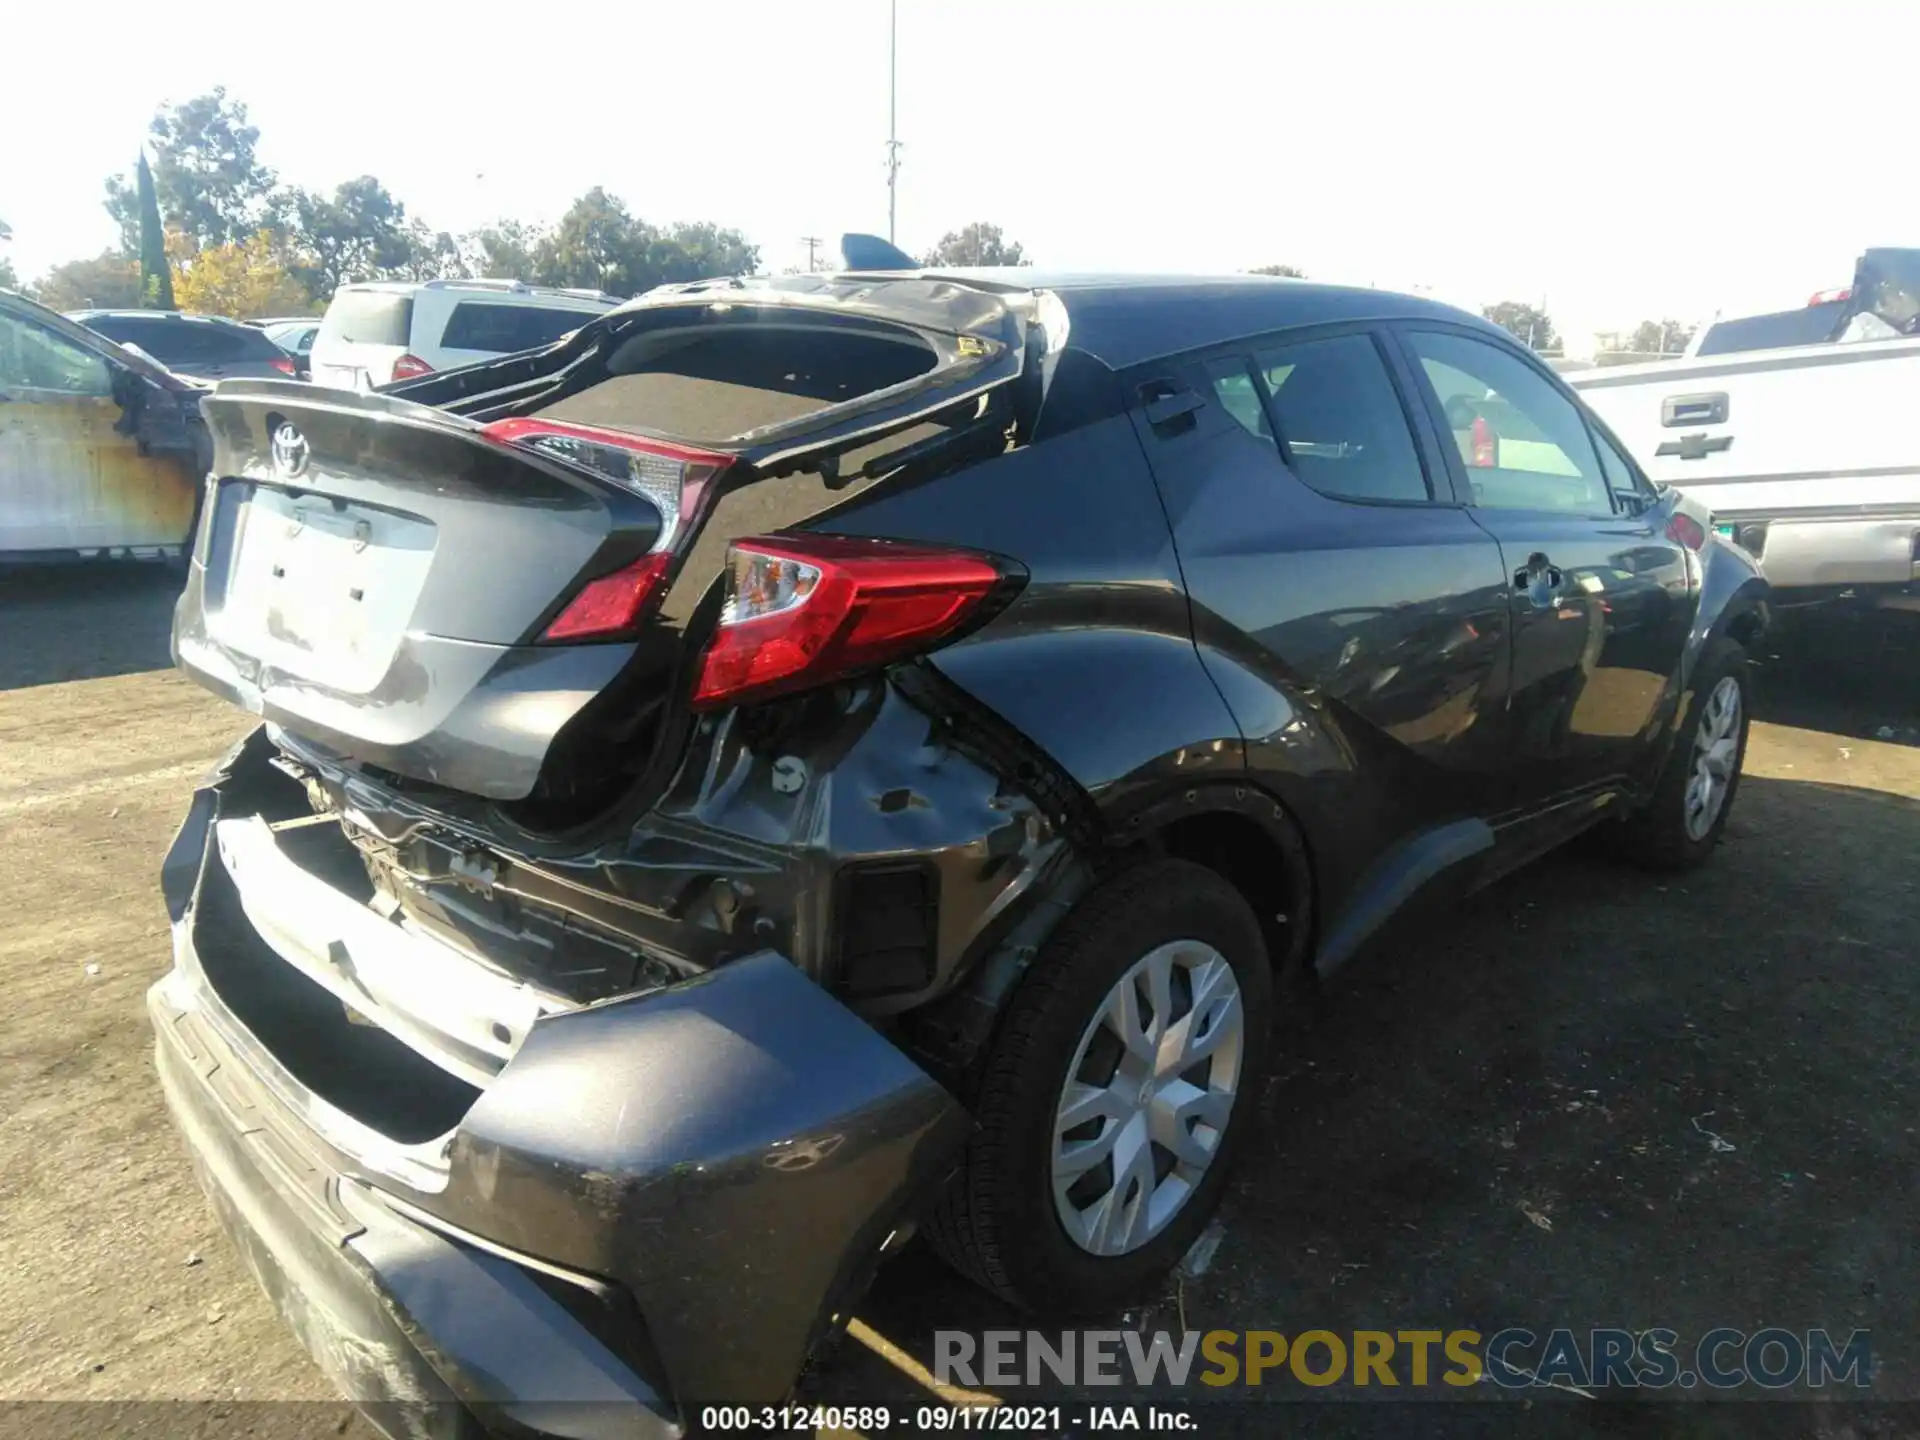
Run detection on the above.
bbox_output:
[876,269,1506,369]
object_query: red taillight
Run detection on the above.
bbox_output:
[541,553,674,641]
[1666,513,1708,551]
[1470,414,1499,468]
[270,355,297,376]
[391,353,434,380]
[483,417,734,642]
[1808,287,1852,306]
[692,536,1003,709]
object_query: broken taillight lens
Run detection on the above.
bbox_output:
[692,536,1004,709]
[482,417,733,642]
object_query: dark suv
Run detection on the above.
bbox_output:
[156,266,1767,1431]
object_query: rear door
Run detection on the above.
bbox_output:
[1397,325,1694,810]
[1131,324,1513,900]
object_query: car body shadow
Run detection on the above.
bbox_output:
[0,561,183,690]
[827,774,1918,1428]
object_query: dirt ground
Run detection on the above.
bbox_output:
[1,562,1915,1436]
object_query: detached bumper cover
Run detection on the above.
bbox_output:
[151,743,970,1432]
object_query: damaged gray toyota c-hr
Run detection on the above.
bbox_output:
[152,247,1768,1436]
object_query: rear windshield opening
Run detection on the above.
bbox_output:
[320,291,415,348]
[534,322,938,443]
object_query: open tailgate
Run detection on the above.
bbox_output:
[174,280,1033,805]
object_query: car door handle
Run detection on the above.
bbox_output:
[1514,554,1565,607]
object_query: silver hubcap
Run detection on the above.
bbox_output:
[1051,940,1245,1256]
[1685,675,1743,840]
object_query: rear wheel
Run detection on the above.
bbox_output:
[925,858,1272,1312]
[1609,637,1751,870]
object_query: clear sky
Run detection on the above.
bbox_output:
[4,0,1913,354]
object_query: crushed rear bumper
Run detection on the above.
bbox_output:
[151,734,970,1435]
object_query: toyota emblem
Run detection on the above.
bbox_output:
[271,422,310,479]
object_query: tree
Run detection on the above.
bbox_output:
[1250,263,1306,278]
[1482,300,1559,352]
[136,152,176,310]
[0,216,15,291]
[170,231,312,317]
[532,188,652,293]
[393,222,468,282]
[31,252,143,309]
[648,220,758,285]
[464,220,543,280]
[1628,318,1694,356]
[286,176,416,299]
[105,89,278,251]
[922,222,1028,268]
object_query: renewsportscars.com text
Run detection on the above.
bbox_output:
[935,1327,1873,1391]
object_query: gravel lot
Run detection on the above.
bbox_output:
[1,562,1914,1438]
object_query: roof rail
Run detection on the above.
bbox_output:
[420,277,532,293]
[530,285,624,304]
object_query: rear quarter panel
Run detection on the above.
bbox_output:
[809,387,1249,815]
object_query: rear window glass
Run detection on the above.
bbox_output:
[86,316,281,363]
[1695,302,1846,356]
[439,303,591,354]
[320,291,415,347]
[535,323,938,443]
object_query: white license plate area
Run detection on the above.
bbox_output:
[214,487,435,693]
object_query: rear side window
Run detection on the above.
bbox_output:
[1205,334,1430,503]
[88,316,279,363]
[1407,330,1611,514]
[439,303,590,354]
[320,291,415,347]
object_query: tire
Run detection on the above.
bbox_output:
[925,858,1273,1312]
[1608,636,1751,871]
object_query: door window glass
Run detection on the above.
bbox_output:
[1590,425,1651,508]
[1408,330,1611,513]
[0,314,112,394]
[1253,334,1430,502]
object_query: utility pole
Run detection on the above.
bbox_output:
[885,0,902,243]
[800,235,824,272]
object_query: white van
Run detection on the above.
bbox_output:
[308,279,619,390]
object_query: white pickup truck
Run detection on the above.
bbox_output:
[1569,248,1920,613]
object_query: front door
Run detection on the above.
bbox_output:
[0,308,196,552]
[1397,326,1694,811]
